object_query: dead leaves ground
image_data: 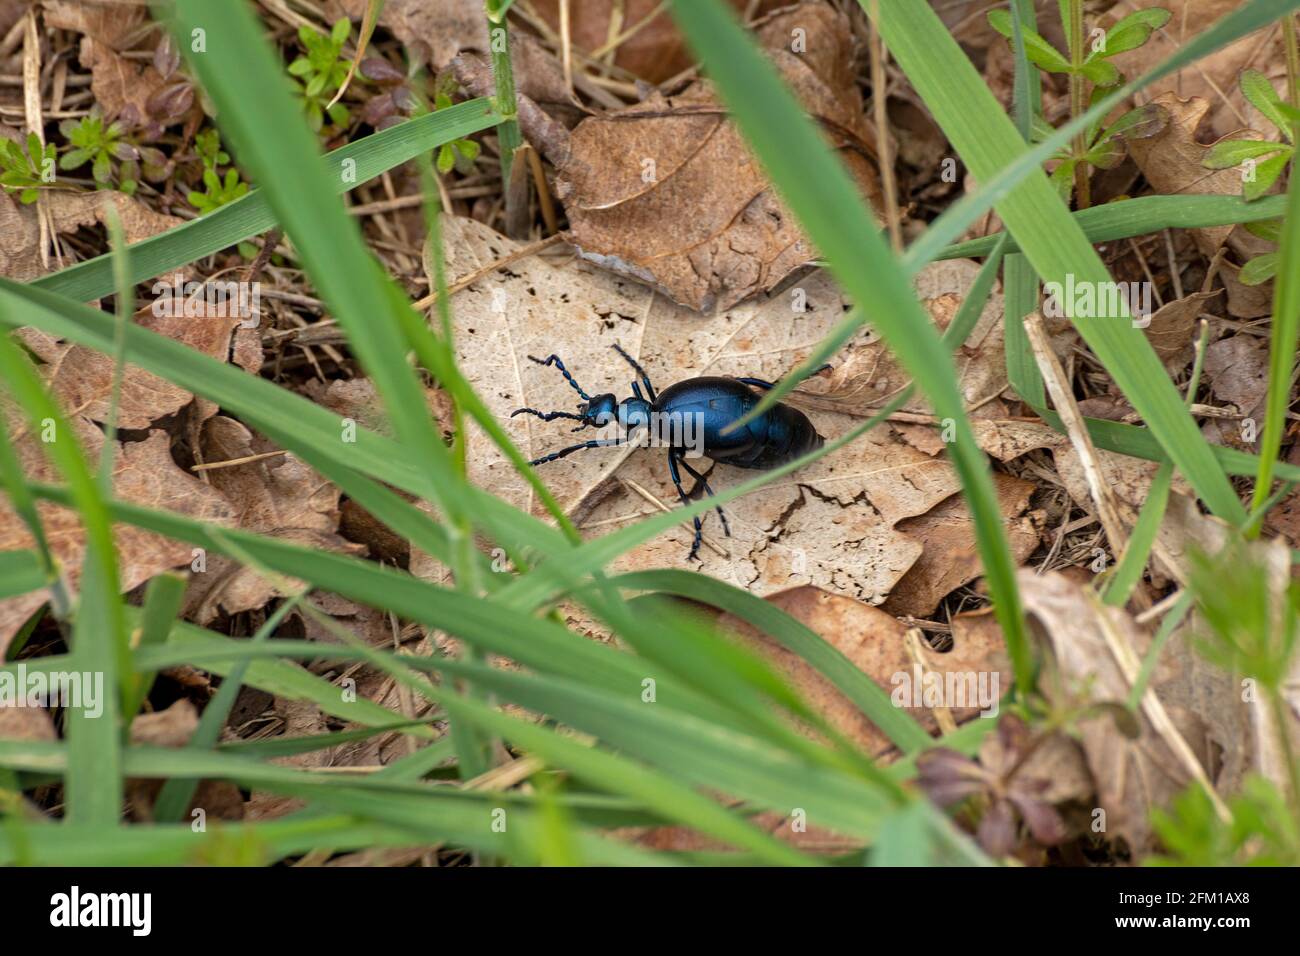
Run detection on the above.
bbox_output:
[3,0,1300,863]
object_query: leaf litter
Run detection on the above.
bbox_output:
[3,0,1300,864]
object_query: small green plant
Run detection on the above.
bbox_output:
[1238,218,1283,286]
[1203,70,1297,202]
[0,133,58,204]
[194,128,230,171]
[989,6,1169,88]
[187,130,248,214]
[58,106,141,193]
[1040,101,1168,204]
[1151,776,1300,866]
[288,18,353,133]
[434,89,481,174]
[990,5,1171,208]
[1202,70,1298,285]
[188,166,249,214]
[1148,541,1300,865]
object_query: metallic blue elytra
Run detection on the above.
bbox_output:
[510,345,826,560]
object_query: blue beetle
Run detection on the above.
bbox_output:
[511,344,826,559]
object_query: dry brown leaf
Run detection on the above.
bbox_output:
[127,699,246,822]
[0,418,234,652]
[556,3,881,312]
[1022,569,1229,853]
[1110,0,1291,141]
[305,376,453,441]
[0,191,39,281]
[44,0,164,121]
[883,474,1042,619]
[721,585,1013,756]
[960,417,1165,521]
[180,415,355,624]
[802,256,1081,420]
[1203,333,1269,419]
[129,697,198,747]
[1126,94,1264,257]
[306,378,451,567]
[334,0,567,104]
[530,0,785,84]
[631,586,1016,854]
[0,705,57,741]
[47,189,182,245]
[1143,289,1221,368]
[0,188,181,281]
[20,304,241,431]
[43,0,148,48]
[1219,260,1275,319]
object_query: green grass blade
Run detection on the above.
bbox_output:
[0,550,44,600]
[0,280,571,561]
[940,194,1289,260]
[668,0,1031,690]
[614,569,931,754]
[163,0,456,526]
[1248,154,1300,527]
[0,336,126,825]
[152,594,305,822]
[1103,462,1173,606]
[31,99,498,303]
[872,1,1247,526]
[908,0,1300,269]
[122,571,187,718]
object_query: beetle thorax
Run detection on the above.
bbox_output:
[617,396,653,431]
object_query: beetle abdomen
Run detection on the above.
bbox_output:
[654,376,824,468]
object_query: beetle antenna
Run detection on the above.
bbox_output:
[527,354,591,401]
[611,343,657,402]
[511,407,586,423]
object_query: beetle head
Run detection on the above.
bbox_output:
[580,393,618,426]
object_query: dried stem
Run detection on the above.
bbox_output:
[1068,0,1090,210]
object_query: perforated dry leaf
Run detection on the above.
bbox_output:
[555,3,882,312]
[427,218,1037,614]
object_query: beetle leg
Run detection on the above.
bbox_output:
[510,406,586,424]
[676,456,730,538]
[529,437,624,466]
[611,343,658,402]
[667,451,704,561]
[527,354,592,401]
